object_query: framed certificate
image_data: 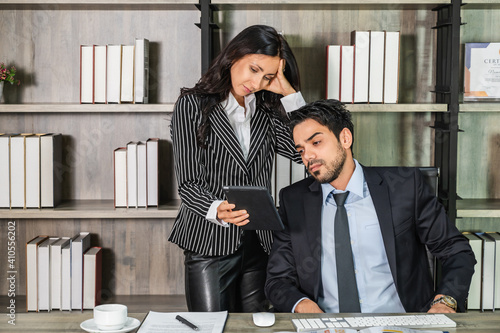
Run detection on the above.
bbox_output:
[464,42,500,101]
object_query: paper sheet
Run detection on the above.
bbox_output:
[137,311,228,333]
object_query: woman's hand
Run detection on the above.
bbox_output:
[217,201,250,227]
[266,59,296,97]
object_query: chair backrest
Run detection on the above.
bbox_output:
[418,166,439,197]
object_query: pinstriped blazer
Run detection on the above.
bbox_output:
[168,93,302,256]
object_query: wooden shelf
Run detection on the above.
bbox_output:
[460,103,500,112]
[457,199,500,218]
[0,104,175,113]
[0,199,180,219]
[214,0,450,4]
[346,103,447,113]
[3,0,198,4]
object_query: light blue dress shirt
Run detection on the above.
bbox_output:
[317,159,405,313]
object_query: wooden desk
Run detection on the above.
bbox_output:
[1,311,499,332]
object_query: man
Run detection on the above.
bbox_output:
[265,99,475,314]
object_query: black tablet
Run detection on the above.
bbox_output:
[222,186,284,231]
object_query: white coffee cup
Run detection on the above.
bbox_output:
[93,304,128,331]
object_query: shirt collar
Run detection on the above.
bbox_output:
[321,159,365,204]
[224,92,256,121]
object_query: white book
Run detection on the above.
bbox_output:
[83,247,102,309]
[464,232,483,310]
[26,235,48,312]
[352,31,370,103]
[50,237,70,310]
[61,241,72,311]
[10,134,32,208]
[486,232,500,309]
[271,157,277,205]
[134,38,150,104]
[275,154,291,204]
[369,31,385,103]
[137,142,147,207]
[94,45,107,103]
[121,45,135,103]
[71,232,91,311]
[291,162,306,184]
[38,237,59,311]
[384,31,400,104]
[340,45,354,103]
[0,134,11,208]
[40,133,63,208]
[127,142,138,208]
[25,134,42,208]
[326,45,341,100]
[114,147,127,208]
[80,45,94,104]
[107,44,122,104]
[477,233,495,311]
[146,138,159,206]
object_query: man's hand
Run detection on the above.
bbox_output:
[428,302,456,313]
[216,201,249,227]
[294,299,324,313]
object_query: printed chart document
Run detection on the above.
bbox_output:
[137,311,227,333]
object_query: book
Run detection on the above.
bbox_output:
[10,134,33,209]
[340,45,355,103]
[50,237,70,310]
[464,232,483,310]
[326,45,341,100]
[275,154,291,203]
[369,31,385,103]
[94,45,107,104]
[121,45,135,103]
[146,138,159,206]
[137,141,147,207]
[291,162,306,184]
[40,133,63,208]
[477,232,496,311]
[464,42,500,101]
[114,147,127,208]
[38,237,59,311]
[134,38,150,104]
[486,232,500,309]
[61,240,72,311]
[352,31,370,103]
[25,134,42,209]
[127,141,138,208]
[0,134,10,208]
[107,44,122,104]
[83,247,102,309]
[137,310,228,333]
[80,45,94,104]
[26,235,48,312]
[71,232,91,311]
[384,31,400,104]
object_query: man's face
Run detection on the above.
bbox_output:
[293,118,347,184]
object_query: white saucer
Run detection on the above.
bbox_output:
[80,317,141,333]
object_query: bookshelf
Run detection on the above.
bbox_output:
[2,0,490,302]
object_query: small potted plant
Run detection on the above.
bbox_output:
[0,62,21,102]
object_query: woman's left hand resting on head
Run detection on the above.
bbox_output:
[266,59,296,97]
[217,201,250,227]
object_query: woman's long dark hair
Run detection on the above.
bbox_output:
[179,24,301,148]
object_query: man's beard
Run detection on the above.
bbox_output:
[307,143,347,184]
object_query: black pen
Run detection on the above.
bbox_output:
[176,315,199,331]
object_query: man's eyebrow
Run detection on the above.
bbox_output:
[294,132,322,149]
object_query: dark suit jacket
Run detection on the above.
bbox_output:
[265,166,476,312]
[168,94,301,256]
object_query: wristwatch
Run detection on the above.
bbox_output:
[430,295,457,311]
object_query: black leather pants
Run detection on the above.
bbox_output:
[184,231,269,312]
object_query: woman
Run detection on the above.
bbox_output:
[169,25,304,312]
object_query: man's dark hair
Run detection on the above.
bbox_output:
[289,99,355,149]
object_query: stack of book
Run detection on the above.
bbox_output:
[26,233,102,312]
[463,231,500,311]
[0,133,62,209]
[327,30,400,104]
[80,38,149,104]
[114,138,162,208]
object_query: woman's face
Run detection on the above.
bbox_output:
[230,53,281,105]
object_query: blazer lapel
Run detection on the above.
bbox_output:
[363,167,398,287]
[247,108,269,166]
[304,180,324,299]
[209,109,249,174]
